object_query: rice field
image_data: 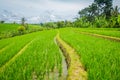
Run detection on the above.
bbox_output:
[0,30,62,80]
[0,26,120,80]
[59,28,120,80]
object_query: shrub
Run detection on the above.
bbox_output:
[24,23,29,30]
[18,26,25,34]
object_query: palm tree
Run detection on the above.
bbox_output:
[111,6,120,17]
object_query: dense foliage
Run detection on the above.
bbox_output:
[41,20,73,29]
[75,0,120,28]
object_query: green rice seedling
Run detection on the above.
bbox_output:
[0,32,41,68]
[0,30,62,80]
[59,28,120,80]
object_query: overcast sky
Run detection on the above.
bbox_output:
[0,0,120,23]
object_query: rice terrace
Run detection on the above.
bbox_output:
[0,0,120,80]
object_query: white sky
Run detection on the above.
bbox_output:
[0,0,120,22]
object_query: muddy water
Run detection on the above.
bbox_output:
[59,48,68,80]
[52,38,68,80]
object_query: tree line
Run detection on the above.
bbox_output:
[74,0,120,28]
[42,0,120,28]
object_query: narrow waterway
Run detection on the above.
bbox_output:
[48,38,68,80]
[59,48,68,80]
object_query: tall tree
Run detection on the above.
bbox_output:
[21,17,25,26]
[94,0,113,19]
[78,3,98,22]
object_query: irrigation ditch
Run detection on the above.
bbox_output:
[54,37,68,80]
[55,33,87,80]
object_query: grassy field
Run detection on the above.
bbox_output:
[0,30,62,80]
[59,28,120,80]
[0,27,120,80]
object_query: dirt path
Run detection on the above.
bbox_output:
[0,40,34,73]
[80,32,120,42]
[55,33,87,80]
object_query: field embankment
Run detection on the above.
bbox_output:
[79,32,120,42]
[55,33,87,80]
[74,28,120,38]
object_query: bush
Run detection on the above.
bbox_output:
[18,26,25,34]
[24,23,29,30]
